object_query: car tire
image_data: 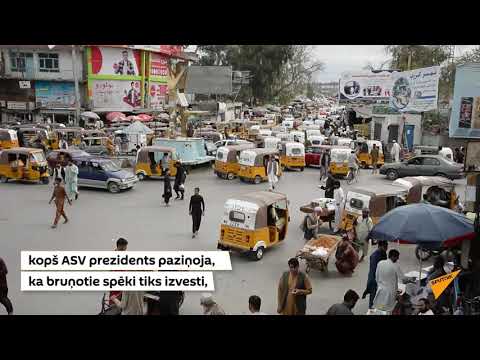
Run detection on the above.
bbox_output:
[254,175,262,184]
[386,169,399,180]
[108,182,120,193]
[227,172,235,180]
[250,246,265,261]
[137,172,146,181]
[0,175,8,183]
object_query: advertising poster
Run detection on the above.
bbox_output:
[91,46,141,76]
[150,53,169,77]
[92,80,141,111]
[449,63,480,138]
[35,81,75,108]
[149,82,168,109]
[339,71,393,100]
[390,66,440,112]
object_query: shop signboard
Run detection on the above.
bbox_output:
[91,80,142,111]
[339,71,394,101]
[90,46,142,76]
[149,82,168,109]
[449,63,480,139]
[390,66,440,113]
[7,101,27,110]
[35,81,75,108]
[150,53,169,77]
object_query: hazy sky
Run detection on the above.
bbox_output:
[314,45,479,82]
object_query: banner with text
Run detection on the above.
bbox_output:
[339,71,393,101]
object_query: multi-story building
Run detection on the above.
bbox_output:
[0,45,85,124]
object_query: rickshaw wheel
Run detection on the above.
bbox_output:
[137,172,146,181]
[254,176,262,184]
[0,175,8,183]
[250,246,265,261]
[300,167,304,172]
[227,172,235,180]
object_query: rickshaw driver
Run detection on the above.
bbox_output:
[269,205,286,234]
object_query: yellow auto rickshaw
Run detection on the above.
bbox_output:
[16,127,53,150]
[340,184,409,231]
[135,146,178,180]
[214,143,256,180]
[52,128,84,149]
[392,176,459,210]
[279,142,305,171]
[217,191,289,260]
[238,148,281,184]
[0,147,49,184]
[356,140,385,168]
[0,129,19,150]
[329,147,351,177]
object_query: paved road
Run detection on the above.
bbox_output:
[0,165,467,315]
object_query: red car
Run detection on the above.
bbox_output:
[305,146,324,167]
[46,149,89,173]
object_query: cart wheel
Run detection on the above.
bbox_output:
[227,172,235,180]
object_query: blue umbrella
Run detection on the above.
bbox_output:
[369,203,475,247]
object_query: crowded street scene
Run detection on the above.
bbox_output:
[1,44,480,316]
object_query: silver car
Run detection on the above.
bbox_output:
[379,155,463,180]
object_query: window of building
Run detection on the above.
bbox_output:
[38,53,59,72]
[9,51,33,72]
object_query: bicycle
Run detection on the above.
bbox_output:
[346,166,359,185]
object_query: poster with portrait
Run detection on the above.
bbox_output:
[389,66,440,113]
[459,97,473,128]
[91,80,141,111]
[339,71,393,100]
[149,82,168,109]
[90,46,141,76]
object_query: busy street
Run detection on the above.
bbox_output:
[1,44,479,316]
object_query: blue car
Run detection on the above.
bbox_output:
[74,156,138,193]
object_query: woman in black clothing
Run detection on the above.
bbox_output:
[162,170,172,206]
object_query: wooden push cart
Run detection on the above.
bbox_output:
[296,235,341,273]
[299,198,336,231]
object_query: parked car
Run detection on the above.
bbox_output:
[74,156,138,193]
[379,155,464,181]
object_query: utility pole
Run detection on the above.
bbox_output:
[71,45,81,126]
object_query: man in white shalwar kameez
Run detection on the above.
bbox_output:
[64,160,79,201]
[333,181,344,233]
[266,155,279,191]
[372,249,406,313]
[391,140,401,163]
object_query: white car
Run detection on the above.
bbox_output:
[215,139,252,148]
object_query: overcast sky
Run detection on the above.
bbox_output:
[313,45,479,82]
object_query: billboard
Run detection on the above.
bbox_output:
[91,46,142,76]
[150,53,169,77]
[35,81,75,108]
[149,82,168,109]
[390,66,440,113]
[339,71,393,100]
[449,63,480,139]
[91,80,142,111]
[185,66,232,95]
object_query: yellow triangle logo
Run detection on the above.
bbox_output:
[429,270,461,300]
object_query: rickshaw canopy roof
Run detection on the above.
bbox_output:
[349,184,408,198]
[392,176,455,190]
[2,147,44,155]
[140,146,176,154]
[233,191,287,208]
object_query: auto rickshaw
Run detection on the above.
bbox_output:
[217,191,289,260]
[278,142,305,171]
[0,147,49,184]
[52,128,83,149]
[82,129,107,138]
[356,140,385,168]
[0,129,19,150]
[135,146,178,180]
[214,143,255,180]
[238,148,282,184]
[307,135,325,146]
[340,184,409,231]
[16,127,53,151]
[263,136,281,150]
[329,147,351,177]
[392,176,458,210]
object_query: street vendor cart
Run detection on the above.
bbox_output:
[296,235,341,273]
[299,197,336,231]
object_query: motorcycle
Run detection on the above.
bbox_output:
[414,245,459,262]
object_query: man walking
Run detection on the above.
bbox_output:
[362,240,388,309]
[49,178,72,229]
[391,140,401,163]
[0,257,13,315]
[333,181,344,233]
[320,173,336,199]
[189,187,205,238]
[353,208,374,262]
[64,160,79,201]
[326,289,359,315]
[373,249,407,313]
[173,162,186,200]
[266,155,279,191]
[370,143,379,174]
[277,258,312,315]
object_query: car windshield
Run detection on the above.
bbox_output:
[31,152,46,162]
[101,161,121,172]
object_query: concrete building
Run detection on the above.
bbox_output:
[0,45,85,124]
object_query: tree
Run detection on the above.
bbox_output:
[385,45,450,71]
